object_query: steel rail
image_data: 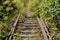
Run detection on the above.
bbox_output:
[5,15,53,40]
[5,14,20,40]
[36,16,52,40]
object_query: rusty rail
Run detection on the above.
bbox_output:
[36,17,52,40]
[5,15,53,40]
[5,14,20,40]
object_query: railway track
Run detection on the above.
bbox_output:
[5,13,53,40]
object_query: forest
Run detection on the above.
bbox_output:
[0,0,60,40]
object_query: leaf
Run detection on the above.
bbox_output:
[6,7,13,12]
[0,6,3,11]
[4,16,8,20]
[3,1,10,5]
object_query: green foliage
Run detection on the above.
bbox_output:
[30,0,60,39]
[0,0,18,40]
[12,33,23,40]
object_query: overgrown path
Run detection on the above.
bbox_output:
[5,12,53,40]
[16,17,43,40]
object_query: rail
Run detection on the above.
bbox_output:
[36,16,52,40]
[5,15,53,40]
[5,14,20,40]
